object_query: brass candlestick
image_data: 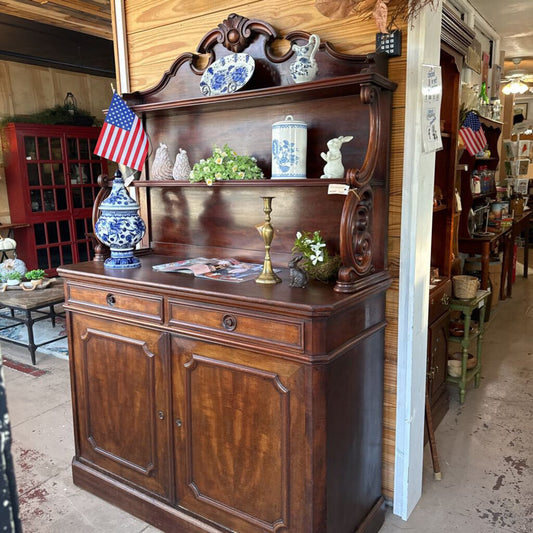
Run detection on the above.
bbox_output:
[256,196,282,284]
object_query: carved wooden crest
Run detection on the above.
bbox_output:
[197,13,276,55]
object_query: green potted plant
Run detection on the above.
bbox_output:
[25,269,46,288]
[5,271,22,286]
[189,144,264,185]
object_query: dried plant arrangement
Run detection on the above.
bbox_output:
[316,0,437,32]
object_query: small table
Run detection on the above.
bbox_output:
[459,228,511,300]
[0,282,66,365]
[446,290,490,404]
[506,210,532,298]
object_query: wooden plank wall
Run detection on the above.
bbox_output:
[121,0,408,500]
[0,60,113,222]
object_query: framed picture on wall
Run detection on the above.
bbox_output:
[492,64,502,97]
[465,39,482,74]
[514,103,528,120]
[481,52,490,83]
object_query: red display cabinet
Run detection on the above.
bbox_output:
[2,123,107,275]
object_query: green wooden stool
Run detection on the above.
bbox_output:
[447,290,490,403]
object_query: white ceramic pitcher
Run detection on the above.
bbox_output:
[289,34,320,84]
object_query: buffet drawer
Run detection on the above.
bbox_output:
[429,279,452,324]
[168,300,304,350]
[66,282,164,323]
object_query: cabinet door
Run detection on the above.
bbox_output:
[70,314,172,500]
[7,126,106,274]
[172,336,308,533]
[427,311,450,418]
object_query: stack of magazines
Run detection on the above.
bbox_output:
[152,257,270,283]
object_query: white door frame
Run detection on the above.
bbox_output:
[393,1,443,519]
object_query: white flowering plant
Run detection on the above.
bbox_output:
[189,144,264,185]
[292,230,341,282]
[292,231,329,266]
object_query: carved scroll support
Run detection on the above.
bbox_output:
[346,84,384,188]
[335,82,390,293]
[335,184,375,293]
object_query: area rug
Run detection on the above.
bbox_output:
[2,358,48,377]
[0,309,68,360]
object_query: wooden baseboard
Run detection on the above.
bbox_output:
[355,496,385,533]
[73,459,386,532]
[72,460,228,533]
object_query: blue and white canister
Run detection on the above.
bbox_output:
[271,115,307,179]
[94,170,146,269]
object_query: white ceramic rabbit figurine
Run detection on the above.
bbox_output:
[172,148,192,181]
[320,136,354,179]
[290,34,320,84]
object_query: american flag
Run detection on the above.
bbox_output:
[458,111,487,157]
[94,92,149,171]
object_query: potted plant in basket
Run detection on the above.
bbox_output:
[292,230,341,282]
[25,269,46,288]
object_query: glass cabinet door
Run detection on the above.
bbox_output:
[20,129,106,274]
[25,135,67,215]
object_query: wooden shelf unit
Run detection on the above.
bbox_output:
[458,117,503,240]
[426,5,475,429]
[59,15,396,533]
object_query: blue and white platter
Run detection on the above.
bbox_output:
[200,53,255,96]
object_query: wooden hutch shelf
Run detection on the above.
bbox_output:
[133,178,345,187]
[59,14,396,533]
[127,73,395,117]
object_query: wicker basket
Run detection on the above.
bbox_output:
[452,275,479,299]
[450,352,477,370]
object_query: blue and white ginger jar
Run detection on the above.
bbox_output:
[94,171,146,269]
[271,115,307,179]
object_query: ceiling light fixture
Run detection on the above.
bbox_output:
[502,58,529,95]
[502,79,528,95]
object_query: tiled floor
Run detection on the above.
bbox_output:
[1,265,532,532]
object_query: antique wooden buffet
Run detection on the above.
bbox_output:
[58,16,395,533]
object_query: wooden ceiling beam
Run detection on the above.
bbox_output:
[29,0,110,19]
[0,0,112,39]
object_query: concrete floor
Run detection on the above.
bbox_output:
[382,271,533,533]
[0,271,531,532]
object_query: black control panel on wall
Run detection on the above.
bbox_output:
[376,30,402,57]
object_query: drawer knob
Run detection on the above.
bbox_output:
[222,314,237,331]
[441,293,450,306]
[106,293,116,306]
[175,419,182,428]
[158,410,165,420]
